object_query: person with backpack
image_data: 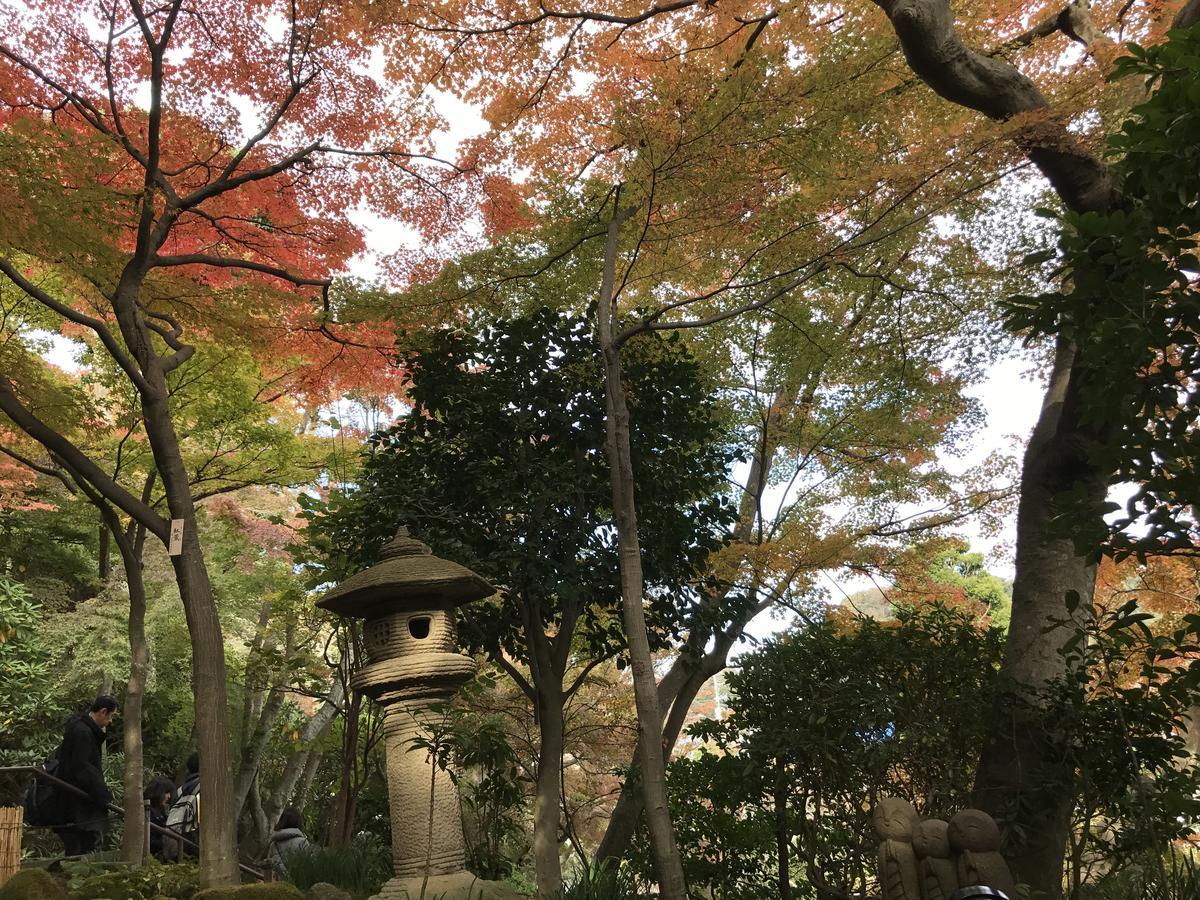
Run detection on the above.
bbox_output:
[53,696,117,856]
[165,752,200,859]
[266,807,311,878]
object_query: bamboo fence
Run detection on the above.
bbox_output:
[0,806,22,886]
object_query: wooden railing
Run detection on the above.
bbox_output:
[0,766,264,879]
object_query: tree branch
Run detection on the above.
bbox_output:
[0,373,168,539]
[868,0,1118,213]
[0,257,152,393]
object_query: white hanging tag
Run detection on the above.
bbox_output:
[169,519,185,556]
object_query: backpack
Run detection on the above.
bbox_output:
[166,790,200,835]
[23,744,63,826]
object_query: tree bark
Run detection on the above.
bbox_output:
[111,271,239,885]
[110,515,151,864]
[595,198,688,900]
[531,683,566,899]
[972,339,1101,896]
[861,3,1126,894]
[774,772,793,900]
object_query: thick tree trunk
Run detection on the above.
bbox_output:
[596,201,688,900]
[110,271,238,886]
[861,4,1131,895]
[972,340,1101,896]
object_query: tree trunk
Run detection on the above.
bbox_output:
[98,521,111,582]
[531,684,565,900]
[329,688,362,848]
[263,681,344,831]
[861,4,1130,895]
[108,269,239,886]
[774,772,793,900]
[595,387,791,865]
[234,625,294,818]
[113,517,151,864]
[595,198,688,900]
[972,339,1101,896]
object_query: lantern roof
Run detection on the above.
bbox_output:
[316,527,495,618]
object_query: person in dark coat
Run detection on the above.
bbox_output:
[144,777,176,862]
[266,807,311,877]
[53,696,117,856]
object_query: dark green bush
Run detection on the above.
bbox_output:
[0,869,67,900]
[279,839,389,897]
[68,863,198,900]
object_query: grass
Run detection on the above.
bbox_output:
[279,838,390,898]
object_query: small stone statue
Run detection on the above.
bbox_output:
[912,818,959,900]
[873,797,921,900]
[947,809,1015,899]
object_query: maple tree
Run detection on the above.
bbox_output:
[0,0,460,882]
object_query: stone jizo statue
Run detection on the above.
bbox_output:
[947,809,1015,900]
[873,797,921,900]
[912,818,959,900]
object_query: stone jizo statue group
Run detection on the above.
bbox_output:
[874,797,1017,900]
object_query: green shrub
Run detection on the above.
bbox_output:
[279,839,389,897]
[561,863,635,900]
[68,863,199,900]
[1081,852,1200,900]
[193,885,302,900]
[0,869,67,900]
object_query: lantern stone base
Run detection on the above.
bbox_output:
[371,873,528,900]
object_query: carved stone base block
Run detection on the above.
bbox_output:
[371,873,528,900]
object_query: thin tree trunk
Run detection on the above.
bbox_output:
[329,689,362,847]
[98,521,111,582]
[234,626,294,817]
[264,681,344,830]
[595,197,688,900]
[113,515,151,864]
[294,749,325,813]
[774,772,793,900]
[239,601,274,744]
[596,381,796,865]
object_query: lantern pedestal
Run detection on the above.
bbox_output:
[374,871,525,900]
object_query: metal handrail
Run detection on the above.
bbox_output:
[0,765,264,879]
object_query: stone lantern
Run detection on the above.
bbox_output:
[317,527,522,900]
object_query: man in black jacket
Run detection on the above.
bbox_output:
[53,696,117,856]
